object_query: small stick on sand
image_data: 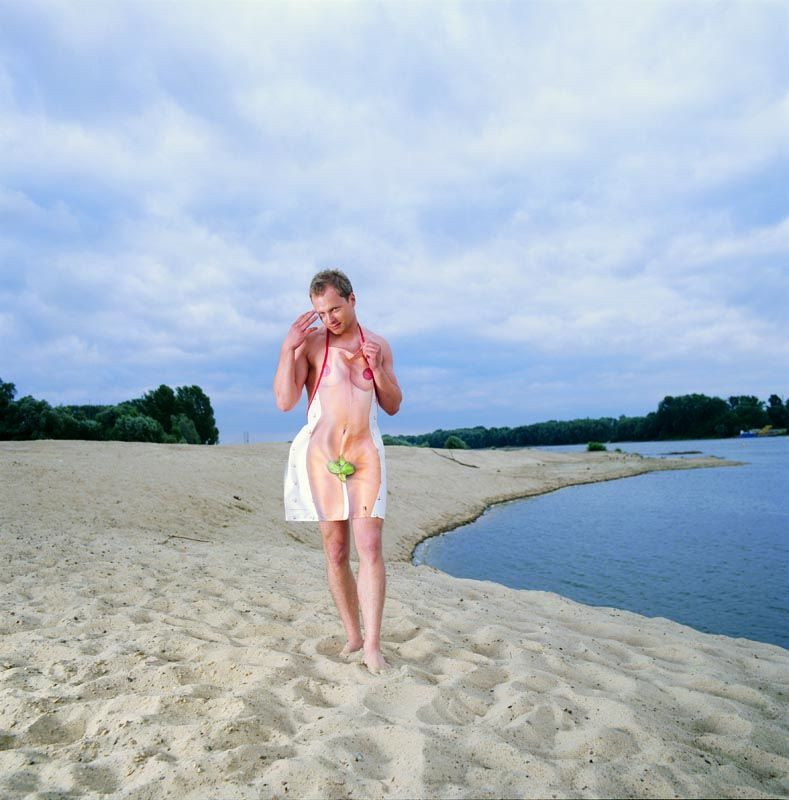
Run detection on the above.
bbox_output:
[163,534,211,543]
[430,449,479,469]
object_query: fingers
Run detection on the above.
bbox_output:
[284,311,318,351]
[293,310,318,330]
[361,341,382,367]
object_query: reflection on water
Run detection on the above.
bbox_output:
[413,437,788,649]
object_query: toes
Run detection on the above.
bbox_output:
[363,656,391,675]
[339,643,362,659]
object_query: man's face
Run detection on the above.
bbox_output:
[311,286,356,335]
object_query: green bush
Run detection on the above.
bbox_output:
[170,413,201,444]
[444,435,469,449]
[587,441,607,452]
[112,414,166,443]
[382,434,411,446]
[0,377,219,444]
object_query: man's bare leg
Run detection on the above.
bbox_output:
[319,520,363,655]
[352,516,389,673]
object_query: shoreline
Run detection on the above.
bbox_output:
[1,440,786,800]
[376,444,740,564]
[404,450,742,564]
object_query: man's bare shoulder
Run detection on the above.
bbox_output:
[300,327,327,363]
[361,326,391,349]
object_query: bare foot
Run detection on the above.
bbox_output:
[363,649,390,675]
[339,641,363,659]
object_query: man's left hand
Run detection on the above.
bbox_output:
[361,341,383,371]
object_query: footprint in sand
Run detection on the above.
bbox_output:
[70,763,119,794]
[416,686,490,726]
[287,676,334,709]
[314,636,354,660]
[219,743,297,781]
[24,712,86,746]
[207,716,283,750]
[693,713,753,737]
[362,682,436,722]
[383,625,422,644]
[455,664,509,692]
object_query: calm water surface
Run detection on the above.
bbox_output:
[413,437,788,649]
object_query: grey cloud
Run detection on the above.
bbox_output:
[1,1,787,439]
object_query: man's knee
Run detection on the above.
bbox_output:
[321,523,350,567]
[354,529,383,564]
[324,539,350,567]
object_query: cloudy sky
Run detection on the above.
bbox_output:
[1,1,787,443]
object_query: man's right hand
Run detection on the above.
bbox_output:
[283,310,319,352]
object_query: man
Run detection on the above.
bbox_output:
[274,269,402,674]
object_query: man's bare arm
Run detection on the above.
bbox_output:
[273,311,318,412]
[363,338,402,416]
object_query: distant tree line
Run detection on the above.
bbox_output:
[0,379,219,444]
[382,393,789,449]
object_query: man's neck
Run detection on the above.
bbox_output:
[330,320,360,347]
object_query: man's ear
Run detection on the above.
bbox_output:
[349,292,356,307]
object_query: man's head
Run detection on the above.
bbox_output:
[309,268,357,335]
[309,268,353,300]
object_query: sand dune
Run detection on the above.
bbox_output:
[1,440,786,799]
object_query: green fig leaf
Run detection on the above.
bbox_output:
[327,456,356,481]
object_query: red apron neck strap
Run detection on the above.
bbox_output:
[307,328,330,411]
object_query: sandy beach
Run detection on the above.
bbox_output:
[1,439,787,799]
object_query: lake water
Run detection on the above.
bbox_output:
[413,437,788,649]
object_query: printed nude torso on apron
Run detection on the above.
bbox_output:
[284,324,386,522]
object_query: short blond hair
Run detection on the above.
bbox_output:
[309,269,353,299]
